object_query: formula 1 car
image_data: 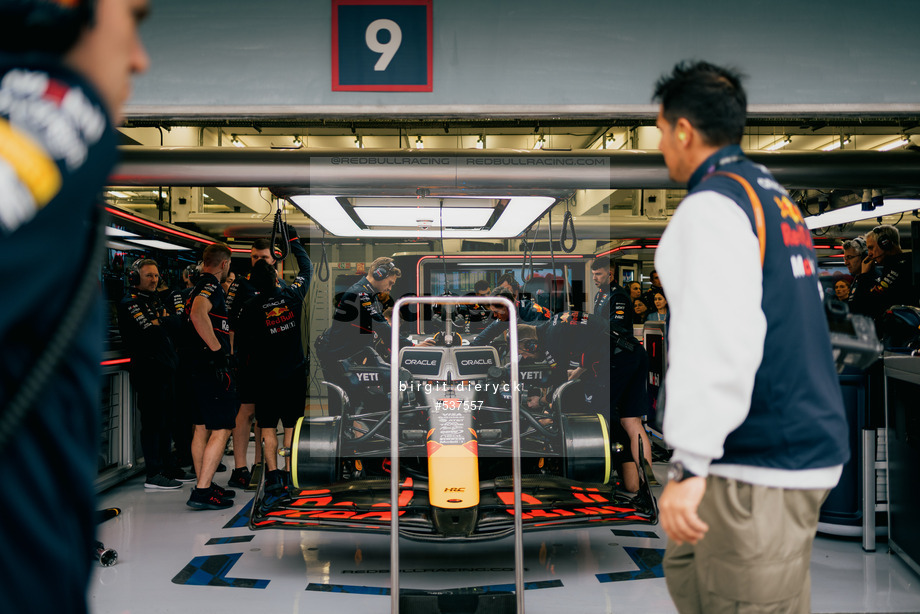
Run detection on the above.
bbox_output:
[249,343,658,541]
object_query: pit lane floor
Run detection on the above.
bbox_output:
[90,460,920,614]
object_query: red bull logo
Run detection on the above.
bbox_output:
[265,306,290,318]
[265,305,294,327]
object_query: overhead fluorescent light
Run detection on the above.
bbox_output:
[105,226,140,238]
[290,195,555,238]
[765,136,791,151]
[107,190,132,199]
[476,135,484,149]
[820,136,850,151]
[605,134,615,148]
[231,135,245,148]
[805,198,920,229]
[106,240,139,251]
[355,206,493,228]
[533,136,545,150]
[126,238,191,251]
[876,136,910,151]
[415,136,424,149]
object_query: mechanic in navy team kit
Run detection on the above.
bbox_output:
[225,236,285,487]
[184,242,240,510]
[235,225,312,494]
[652,60,848,613]
[117,258,193,489]
[515,310,649,492]
[588,255,655,477]
[470,273,551,347]
[0,1,150,612]
[321,257,434,373]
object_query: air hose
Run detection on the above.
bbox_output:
[560,205,577,253]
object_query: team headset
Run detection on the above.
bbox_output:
[874,228,894,251]
[0,0,94,56]
[520,338,539,353]
[371,261,396,281]
[127,262,141,286]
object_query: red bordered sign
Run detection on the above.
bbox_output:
[331,0,433,92]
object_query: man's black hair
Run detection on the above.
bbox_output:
[495,273,521,295]
[252,238,272,252]
[591,256,612,271]
[653,60,747,147]
[473,279,490,293]
[249,259,277,294]
[491,288,515,302]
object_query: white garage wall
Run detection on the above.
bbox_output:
[128,0,920,116]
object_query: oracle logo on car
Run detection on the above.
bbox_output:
[460,359,492,366]
[405,359,438,366]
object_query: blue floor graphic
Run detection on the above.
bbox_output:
[172,553,270,589]
[596,547,665,583]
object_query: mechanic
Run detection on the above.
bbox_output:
[470,274,551,346]
[169,261,204,471]
[235,225,312,495]
[590,255,634,330]
[0,1,149,612]
[850,225,918,328]
[225,237,280,488]
[184,242,239,510]
[517,310,651,492]
[652,60,848,613]
[320,257,433,375]
[840,236,869,307]
[117,258,192,489]
[641,269,664,310]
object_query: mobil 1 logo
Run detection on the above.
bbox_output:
[332,0,433,91]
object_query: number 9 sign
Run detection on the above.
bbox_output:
[332,0,433,92]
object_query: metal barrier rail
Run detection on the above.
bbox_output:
[390,295,523,614]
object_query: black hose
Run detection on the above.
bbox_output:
[560,208,577,253]
[548,210,559,310]
[317,235,330,282]
[269,208,290,262]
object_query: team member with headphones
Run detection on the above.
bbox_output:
[0,1,150,612]
[851,224,918,327]
[117,259,193,489]
[514,311,645,492]
[320,257,434,378]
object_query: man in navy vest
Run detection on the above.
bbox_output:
[652,61,848,614]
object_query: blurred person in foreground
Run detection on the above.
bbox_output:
[0,1,150,612]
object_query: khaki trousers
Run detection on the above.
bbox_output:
[663,475,830,614]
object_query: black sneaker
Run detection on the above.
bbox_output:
[216,462,227,473]
[186,488,232,510]
[145,473,182,490]
[164,468,196,483]
[265,469,286,494]
[209,483,236,499]
[228,466,251,488]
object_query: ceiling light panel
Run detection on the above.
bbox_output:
[126,238,191,251]
[804,198,920,229]
[290,195,555,238]
[105,226,140,238]
[355,207,493,228]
